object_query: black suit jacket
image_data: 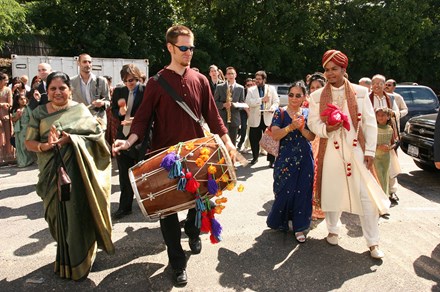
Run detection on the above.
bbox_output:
[28,82,48,110]
[112,84,145,137]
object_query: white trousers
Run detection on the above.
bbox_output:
[325,187,380,247]
[389,176,398,194]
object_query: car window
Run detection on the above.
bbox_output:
[277,86,289,95]
[395,87,438,107]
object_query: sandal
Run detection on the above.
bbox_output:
[295,232,306,243]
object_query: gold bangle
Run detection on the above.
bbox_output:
[37,143,43,152]
[284,127,290,133]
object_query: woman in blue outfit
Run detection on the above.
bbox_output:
[267,81,315,243]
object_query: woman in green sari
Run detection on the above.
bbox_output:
[25,72,114,281]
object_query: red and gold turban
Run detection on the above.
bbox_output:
[322,50,348,69]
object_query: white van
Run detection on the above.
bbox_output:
[11,54,149,85]
[269,83,292,106]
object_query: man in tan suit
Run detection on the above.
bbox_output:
[245,70,279,166]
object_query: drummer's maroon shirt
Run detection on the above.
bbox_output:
[130,67,228,151]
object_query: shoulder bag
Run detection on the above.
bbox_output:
[259,108,285,157]
[54,144,71,202]
[153,73,210,136]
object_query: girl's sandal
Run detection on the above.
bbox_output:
[295,232,306,243]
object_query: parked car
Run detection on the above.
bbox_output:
[269,84,291,106]
[400,113,438,171]
[394,85,439,130]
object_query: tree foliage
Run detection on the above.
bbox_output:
[0,0,28,49]
[11,0,440,90]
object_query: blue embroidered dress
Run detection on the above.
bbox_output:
[267,108,314,232]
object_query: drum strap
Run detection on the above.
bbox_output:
[153,73,210,134]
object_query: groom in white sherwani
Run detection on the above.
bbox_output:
[308,49,390,259]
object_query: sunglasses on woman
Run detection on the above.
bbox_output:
[288,93,303,98]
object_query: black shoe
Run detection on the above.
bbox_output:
[173,269,188,285]
[380,213,390,219]
[389,194,398,207]
[189,236,202,254]
[390,192,399,201]
[269,162,274,168]
[112,209,132,220]
[250,158,258,165]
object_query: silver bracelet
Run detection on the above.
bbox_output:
[126,140,131,148]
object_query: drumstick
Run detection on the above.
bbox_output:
[234,152,249,167]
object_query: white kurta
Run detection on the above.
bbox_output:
[308,83,378,215]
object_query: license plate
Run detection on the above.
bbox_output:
[408,144,419,157]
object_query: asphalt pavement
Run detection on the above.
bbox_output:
[0,149,439,291]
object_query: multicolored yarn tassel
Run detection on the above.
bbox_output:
[185,172,200,193]
[200,210,211,232]
[195,194,206,229]
[161,153,179,171]
[207,174,218,195]
[209,209,222,243]
[177,170,187,191]
[168,159,182,179]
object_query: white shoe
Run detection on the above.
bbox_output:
[370,246,385,259]
[326,234,339,246]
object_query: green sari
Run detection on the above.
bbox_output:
[13,106,36,167]
[26,103,114,280]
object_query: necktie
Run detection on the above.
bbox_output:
[259,86,264,110]
[123,90,134,136]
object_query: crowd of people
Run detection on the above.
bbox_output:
[0,24,411,286]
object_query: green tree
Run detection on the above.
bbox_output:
[0,0,28,50]
[28,0,174,72]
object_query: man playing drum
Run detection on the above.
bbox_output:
[112,25,236,286]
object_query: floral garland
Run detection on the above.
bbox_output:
[332,112,362,177]
[160,140,244,244]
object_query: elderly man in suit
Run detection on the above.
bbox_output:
[214,66,245,145]
[71,53,110,129]
[246,70,279,166]
[29,62,52,110]
[111,64,146,219]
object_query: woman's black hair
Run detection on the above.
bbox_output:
[289,80,307,95]
[307,72,326,92]
[46,71,71,89]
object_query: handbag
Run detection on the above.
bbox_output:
[54,145,71,202]
[259,108,284,157]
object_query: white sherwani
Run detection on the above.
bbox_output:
[308,83,377,215]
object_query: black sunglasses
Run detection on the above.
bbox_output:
[171,43,195,52]
[288,93,303,98]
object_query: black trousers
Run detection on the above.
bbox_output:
[115,131,137,211]
[249,114,275,164]
[237,110,248,147]
[226,124,239,146]
[160,208,200,269]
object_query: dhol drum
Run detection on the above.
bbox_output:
[129,134,236,220]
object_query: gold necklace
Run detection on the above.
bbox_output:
[286,107,301,117]
[51,102,69,111]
